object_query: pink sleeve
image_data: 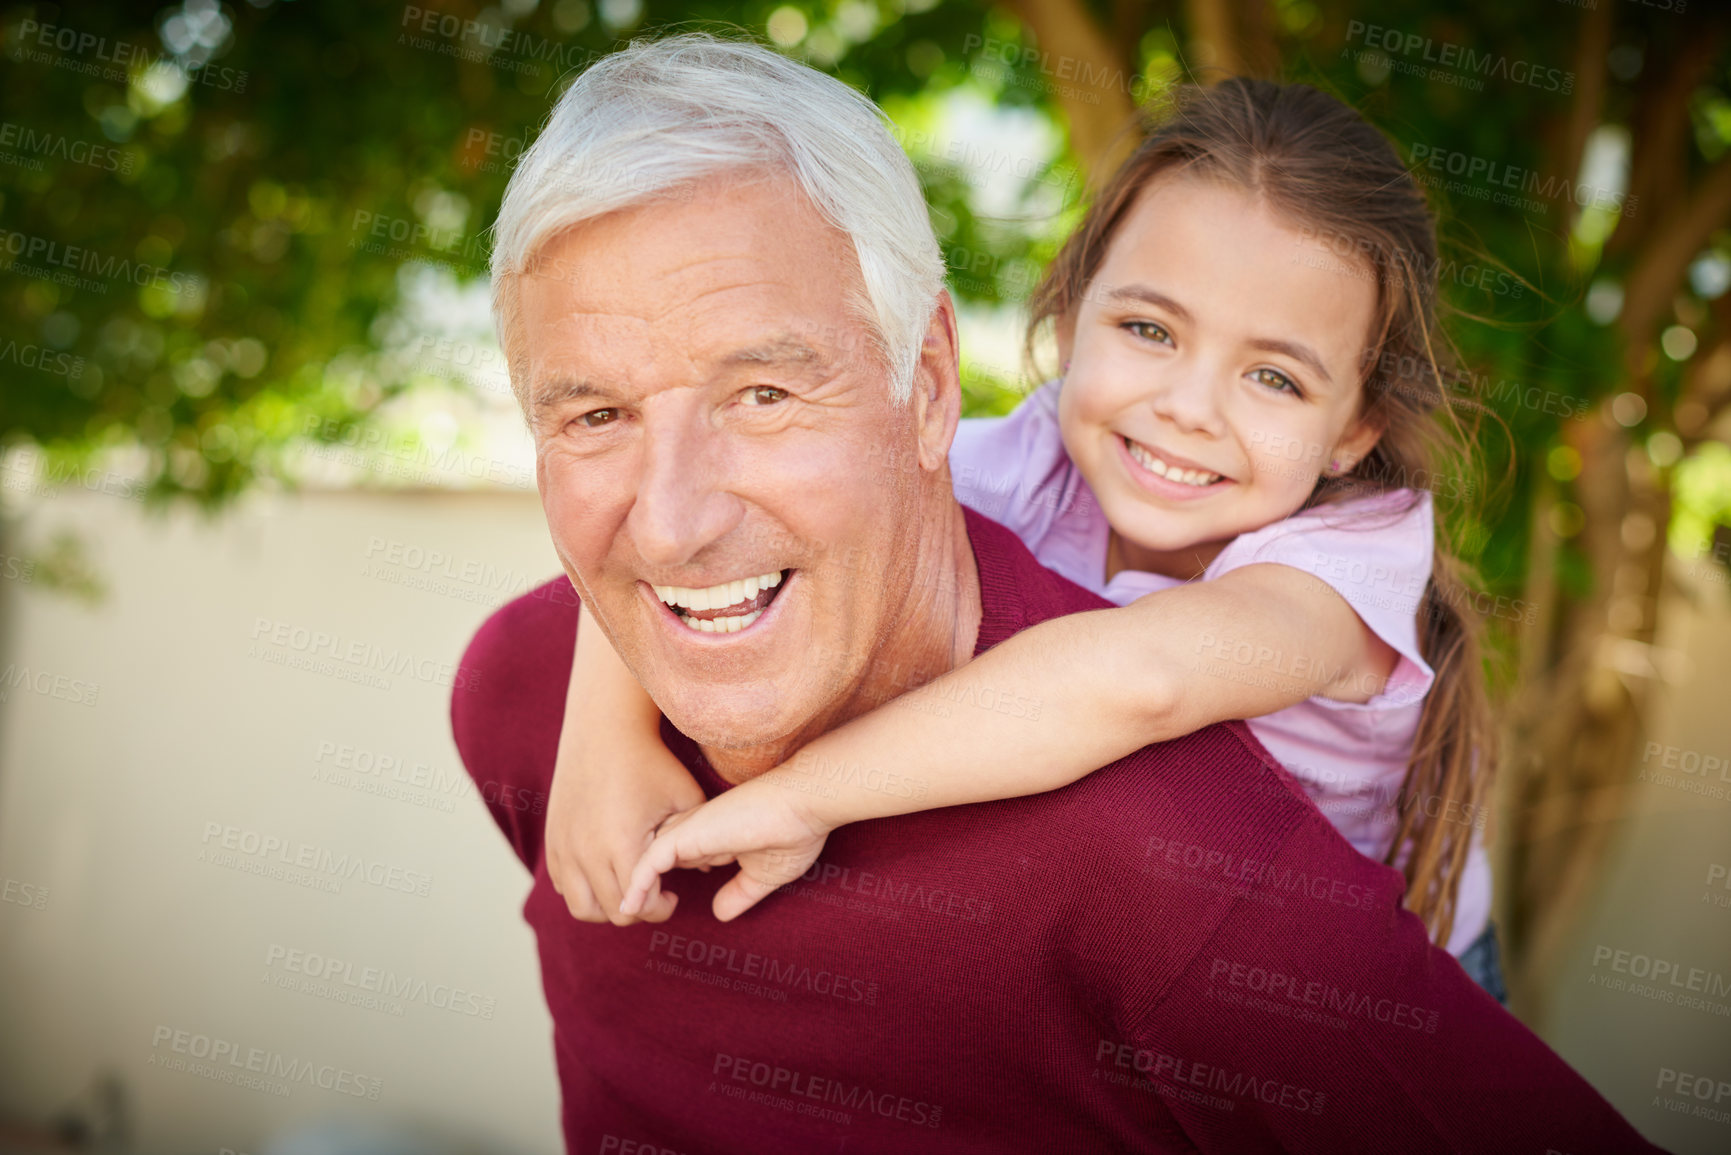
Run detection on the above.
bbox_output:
[1204,489,1436,707]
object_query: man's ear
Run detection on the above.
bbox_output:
[911,290,962,473]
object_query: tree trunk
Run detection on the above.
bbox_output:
[1005,0,1141,184]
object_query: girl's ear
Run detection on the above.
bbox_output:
[1055,313,1077,377]
[1327,411,1386,476]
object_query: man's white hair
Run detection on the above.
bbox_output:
[490,33,945,409]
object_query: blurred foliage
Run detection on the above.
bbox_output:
[0,0,1726,603]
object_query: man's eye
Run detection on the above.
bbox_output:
[743,385,789,406]
[1252,368,1302,397]
[1124,320,1173,345]
[578,408,619,427]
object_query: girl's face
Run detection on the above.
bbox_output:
[1056,174,1384,580]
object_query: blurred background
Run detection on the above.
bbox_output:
[1,0,1728,1151]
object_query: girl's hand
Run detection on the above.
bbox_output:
[546,725,707,926]
[621,775,830,922]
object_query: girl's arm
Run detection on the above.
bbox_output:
[545,601,706,924]
[791,561,1396,824]
[622,562,1396,920]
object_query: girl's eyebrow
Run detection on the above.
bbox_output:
[1102,283,1192,324]
[1246,337,1334,388]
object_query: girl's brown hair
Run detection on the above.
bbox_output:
[1028,78,1493,947]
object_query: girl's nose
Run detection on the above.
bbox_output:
[1148,362,1227,438]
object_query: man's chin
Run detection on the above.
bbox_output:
[648,683,805,755]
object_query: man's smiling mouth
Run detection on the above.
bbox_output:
[652,570,788,633]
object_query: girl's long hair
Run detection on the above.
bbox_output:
[1027,78,1495,947]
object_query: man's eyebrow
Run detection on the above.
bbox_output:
[1246,337,1335,388]
[530,378,609,413]
[721,336,827,368]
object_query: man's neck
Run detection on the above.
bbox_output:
[701,498,981,785]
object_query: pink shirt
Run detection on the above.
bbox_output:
[950,380,1491,956]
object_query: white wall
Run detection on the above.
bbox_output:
[1542,561,1731,1155]
[0,487,565,1154]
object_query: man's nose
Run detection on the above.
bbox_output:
[1148,358,1227,438]
[625,403,744,569]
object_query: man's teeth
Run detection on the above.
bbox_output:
[652,571,782,627]
[677,609,763,634]
[1124,438,1221,487]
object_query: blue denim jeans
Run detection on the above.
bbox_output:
[1457,922,1509,1005]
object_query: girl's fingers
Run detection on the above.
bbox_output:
[638,887,678,922]
[621,837,677,915]
[713,870,784,922]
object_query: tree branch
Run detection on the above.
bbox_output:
[1619,152,1731,371]
[1551,0,1614,217]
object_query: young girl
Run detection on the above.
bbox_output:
[549,78,1503,996]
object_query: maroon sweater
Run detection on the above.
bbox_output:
[452,507,1659,1154]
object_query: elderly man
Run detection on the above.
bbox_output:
[452,34,1658,1154]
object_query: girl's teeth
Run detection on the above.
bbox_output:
[1125,439,1219,487]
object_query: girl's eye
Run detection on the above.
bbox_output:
[1124,320,1173,345]
[578,408,620,428]
[743,385,789,406]
[1252,368,1303,398]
